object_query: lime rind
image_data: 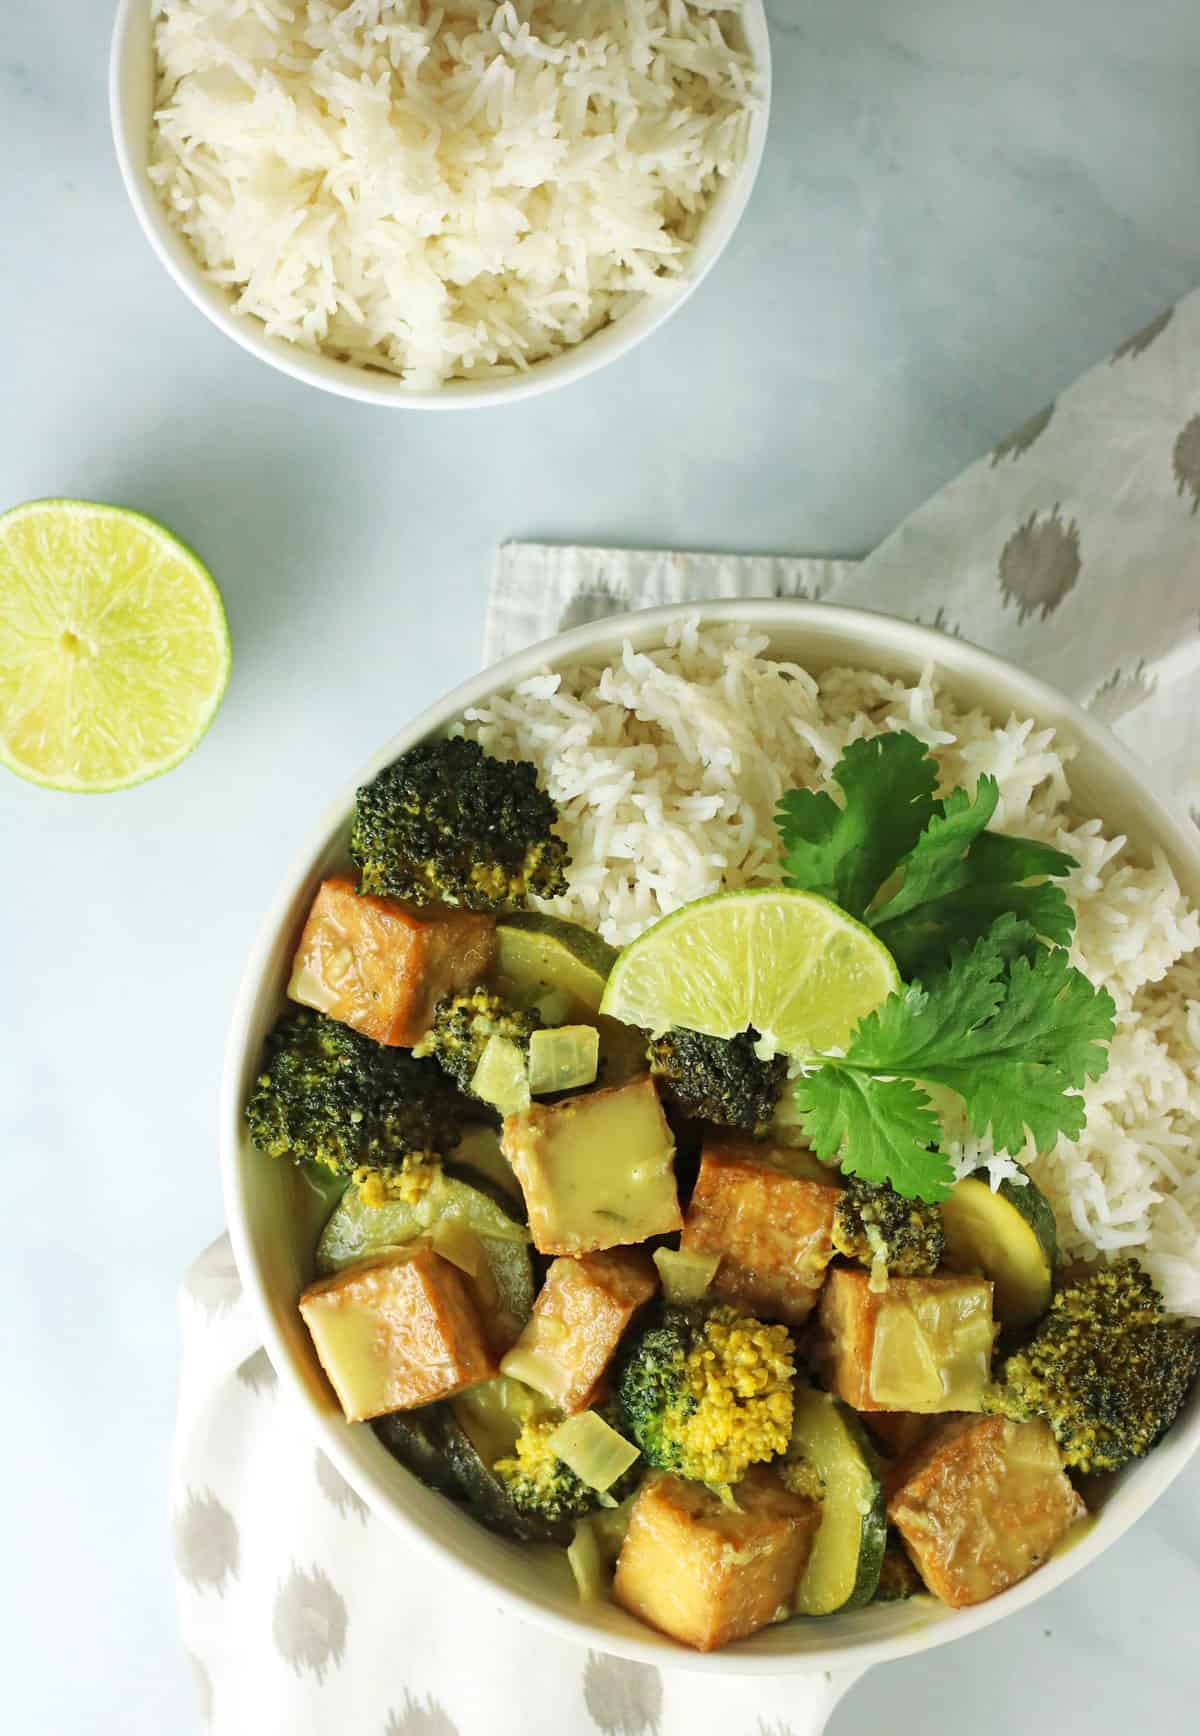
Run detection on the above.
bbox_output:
[599,886,900,1058]
[0,498,231,793]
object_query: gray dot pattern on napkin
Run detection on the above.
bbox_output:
[315,1449,370,1523]
[183,1242,243,1317]
[560,584,627,634]
[235,1346,278,1395]
[582,1651,663,1736]
[385,1690,461,1734]
[915,604,963,639]
[175,1490,240,1594]
[1172,414,1200,513]
[1089,661,1157,723]
[273,1564,347,1683]
[187,1651,213,1726]
[1112,304,1173,362]
[990,401,1054,465]
[997,505,1081,623]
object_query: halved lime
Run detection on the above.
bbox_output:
[599,887,900,1056]
[0,499,231,792]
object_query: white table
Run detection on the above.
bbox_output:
[2,3,1198,1731]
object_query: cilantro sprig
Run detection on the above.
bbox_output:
[776,731,1077,977]
[777,734,1116,1202]
[793,919,1116,1200]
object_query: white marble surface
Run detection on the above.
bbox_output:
[1,2,1199,1731]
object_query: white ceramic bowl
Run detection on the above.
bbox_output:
[221,601,1200,1710]
[109,1,771,410]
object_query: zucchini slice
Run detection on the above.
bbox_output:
[788,1388,887,1616]
[372,1407,460,1498]
[315,1170,534,1349]
[495,912,619,1007]
[940,1169,1057,1330]
[494,912,646,1084]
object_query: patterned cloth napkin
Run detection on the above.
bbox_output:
[176,289,1200,1734]
[486,292,1200,805]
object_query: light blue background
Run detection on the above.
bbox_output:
[2,2,1199,1731]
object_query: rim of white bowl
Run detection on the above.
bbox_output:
[109,0,773,410]
[221,599,1200,1674]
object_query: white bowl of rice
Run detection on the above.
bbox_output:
[111,1,770,407]
[223,601,1200,1683]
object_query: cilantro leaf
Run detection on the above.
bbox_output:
[793,920,1116,1200]
[775,731,1111,1200]
[875,879,1076,979]
[968,830,1081,892]
[871,808,1078,977]
[908,943,1116,1152]
[777,731,1078,971]
[776,732,938,919]
[846,921,1015,1071]
[794,1068,952,1200]
[870,778,1001,924]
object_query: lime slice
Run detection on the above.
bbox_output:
[0,498,231,792]
[599,887,900,1056]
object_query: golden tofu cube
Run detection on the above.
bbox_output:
[299,1245,497,1422]
[889,1415,1085,1607]
[501,1248,658,1412]
[288,876,495,1046]
[501,1077,682,1255]
[819,1269,995,1413]
[680,1139,842,1326]
[614,1470,819,1651]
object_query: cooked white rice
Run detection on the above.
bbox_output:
[462,621,1200,1318]
[149,1,755,387]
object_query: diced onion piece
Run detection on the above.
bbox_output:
[548,1410,640,1493]
[498,1343,563,1401]
[870,1304,944,1406]
[653,1246,720,1304]
[567,1518,604,1603]
[471,1035,531,1116]
[527,1025,600,1095]
[430,1220,484,1278]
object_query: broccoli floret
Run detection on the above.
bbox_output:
[493,1414,638,1525]
[350,737,569,912]
[414,988,541,1097]
[985,1259,1200,1472]
[493,1417,596,1525]
[244,1008,465,1191]
[832,1177,945,1278]
[646,1026,787,1133]
[617,1302,796,1490]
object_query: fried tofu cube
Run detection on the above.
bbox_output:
[288,875,495,1046]
[501,1077,682,1255]
[500,1248,657,1412]
[680,1140,842,1326]
[888,1415,1085,1607]
[299,1245,497,1421]
[819,1268,995,1413]
[614,1470,819,1651]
